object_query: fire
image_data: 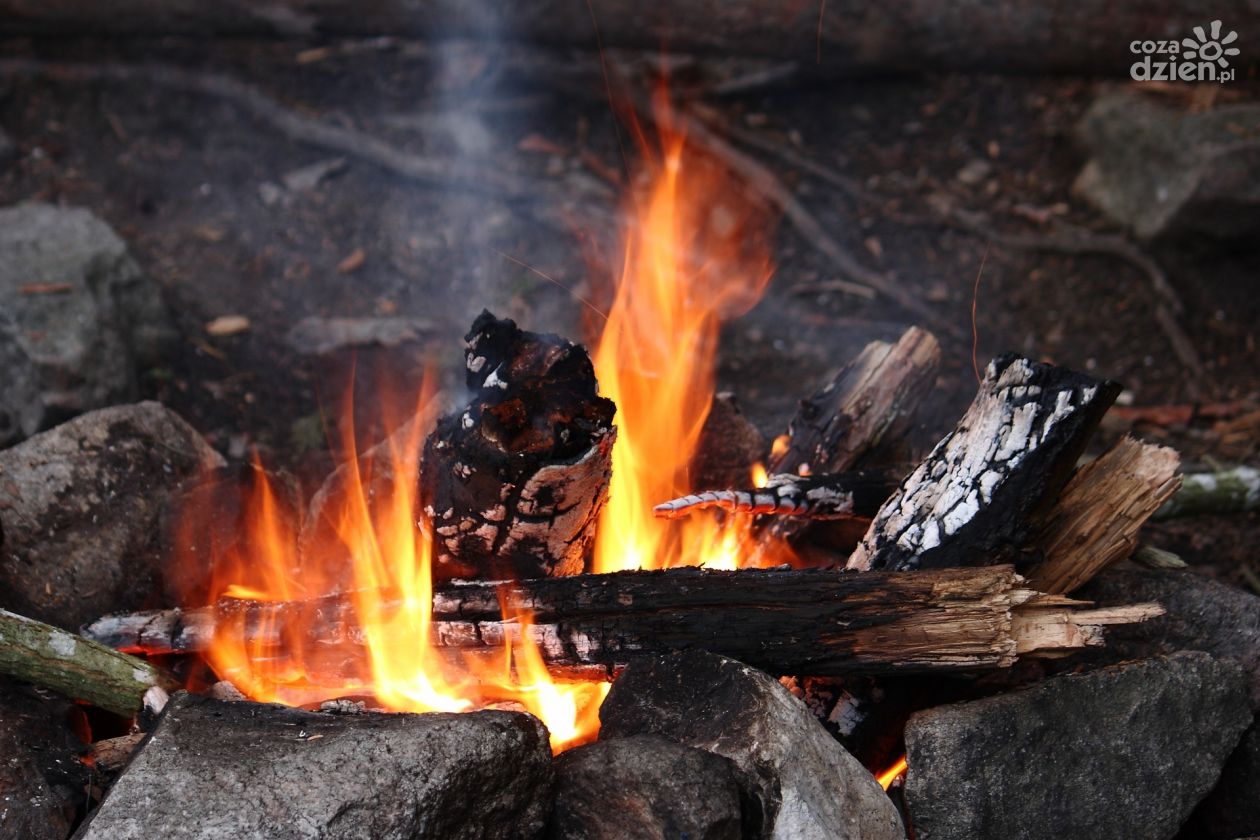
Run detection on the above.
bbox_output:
[194,85,783,750]
[877,756,909,790]
[591,84,782,574]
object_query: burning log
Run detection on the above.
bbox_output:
[653,470,894,521]
[82,566,1161,678]
[420,311,616,579]
[0,608,177,717]
[848,354,1121,573]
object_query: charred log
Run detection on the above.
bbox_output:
[847,354,1120,573]
[420,311,615,579]
[654,470,894,521]
[83,566,1160,678]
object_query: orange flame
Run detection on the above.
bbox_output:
[591,85,786,574]
[194,85,783,751]
[877,756,909,790]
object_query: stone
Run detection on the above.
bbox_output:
[1190,715,1260,839]
[0,677,87,840]
[548,734,744,840]
[285,316,434,356]
[0,203,175,446]
[77,693,554,840]
[904,652,1252,840]
[0,402,224,630]
[1075,567,1260,707]
[599,651,905,840]
[1075,89,1260,239]
[691,392,767,492]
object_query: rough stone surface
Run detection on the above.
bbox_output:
[0,677,87,840]
[1075,567,1260,707]
[1191,715,1260,839]
[1075,90,1260,239]
[548,734,744,840]
[0,203,174,446]
[77,693,554,840]
[905,652,1252,840]
[0,402,224,629]
[600,651,905,840]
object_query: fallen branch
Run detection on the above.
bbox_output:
[0,609,177,717]
[83,566,1161,678]
[1153,465,1260,520]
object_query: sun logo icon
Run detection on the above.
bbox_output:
[1183,20,1240,67]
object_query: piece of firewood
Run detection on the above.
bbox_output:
[1025,437,1181,595]
[420,311,616,579]
[770,326,941,477]
[0,608,178,717]
[847,354,1120,573]
[82,566,1161,678]
[653,470,894,520]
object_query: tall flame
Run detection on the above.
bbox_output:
[194,86,782,751]
[592,86,778,574]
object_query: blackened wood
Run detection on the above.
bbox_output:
[690,392,766,491]
[82,566,1160,678]
[420,311,615,579]
[770,327,940,477]
[654,470,895,520]
[847,354,1120,573]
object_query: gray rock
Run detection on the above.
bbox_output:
[599,651,905,840]
[0,203,174,446]
[0,678,85,840]
[0,402,224,629]
[1192,715,1260,839]
[548,734,744,840]
[904,652,1252,840]
[285,316,434,356]
[76,693,554,840]
[1075,567,1260,707]
[1075,89,1260,239]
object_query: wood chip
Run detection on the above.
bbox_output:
[205,315,251,337]
[19,282,74,295]
[337,248,366,274]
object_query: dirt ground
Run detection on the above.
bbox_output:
[1,37,1256,584]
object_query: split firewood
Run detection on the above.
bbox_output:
[654,470,894,520]
[847,354,1120,572]
[1026,437,1181,595]
[0,608,178,717]
[420,311,616,579]
[82,566,1161,678]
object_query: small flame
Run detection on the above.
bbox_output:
[770,433,790,459]
[877,756,909,790]
[751,462,769,488]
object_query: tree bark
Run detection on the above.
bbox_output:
[82,566,1161,678]
[848,354,1120,572]
[0,609,178,717]
[0,1,1247,77]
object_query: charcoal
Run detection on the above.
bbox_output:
[0,203,174,446]
[0,403,225,630]
[599,650,905,840]
[1074,566,1260,707]
[548,735,744,840]
[76,693,553,840]
[904,652,1252,840]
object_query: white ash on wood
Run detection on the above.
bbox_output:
[848,354,1120,572]
[420,311,615,579]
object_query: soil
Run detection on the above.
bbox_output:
[1,37,1256,585]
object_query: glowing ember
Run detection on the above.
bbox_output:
[877,756,909,790]
[192,86,785,751]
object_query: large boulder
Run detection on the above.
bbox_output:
[0,677,87,840]
[0,402,224,629]
[76,693,554,840]
[0,203,173,446]
[599,651,905,840]
[1074,89,1260,240]
[904,652,1252,840]
[548,734,744,840]
[1190,714,1260,839]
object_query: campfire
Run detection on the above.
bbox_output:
[1,10,1259,840]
